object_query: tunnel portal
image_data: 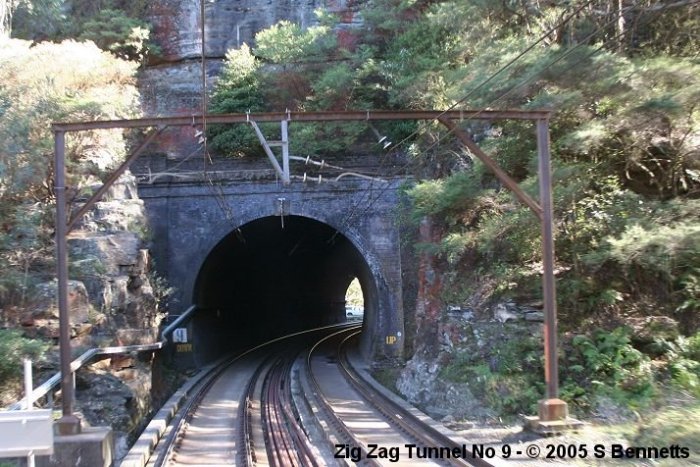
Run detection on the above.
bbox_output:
[190,215,375,363]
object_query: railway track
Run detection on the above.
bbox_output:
[143,324,498,467]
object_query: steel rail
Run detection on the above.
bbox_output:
[239,354,273,466]
[262,358,298,466]
[305,326,383,467]
[269,354,320,467]
[151,323,358,466]
[337,332,496,467]
[152,350,246,467]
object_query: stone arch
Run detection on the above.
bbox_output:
[187,210,396,363]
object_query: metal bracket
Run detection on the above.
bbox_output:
[276,197,289,228]
[249,120,291,185]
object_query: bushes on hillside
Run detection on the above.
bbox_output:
[0,39,139,308]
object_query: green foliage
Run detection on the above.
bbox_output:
[632,402,700,465]
[407,50,699,319]
[208,44,266,157]
[77,9,153,61]
[0,329,48,392]
[440,333,544,417]
[8,0,65,39]
[254,21,334,63]
[9,1,157,62]
[406,167,489,221]
[212,0,700,339]
[566,328,655,410]
[606,223,699,281]
[658,332,700,397]
[0,39,139,308]
[442,326,700,419]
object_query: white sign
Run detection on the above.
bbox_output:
[0,409,53,457]
[172,328,188,343]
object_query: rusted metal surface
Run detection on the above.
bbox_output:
[53,130,81,434]
[438,117,543,220]
[51,107,559,428]
[52,109,552,132]
[438,116,565,417]
[415,218,444,355]
[67,127,165,233]
[536,118,560,403]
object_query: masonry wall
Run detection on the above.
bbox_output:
[134,154,406,360]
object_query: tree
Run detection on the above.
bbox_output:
[0,39,140,306]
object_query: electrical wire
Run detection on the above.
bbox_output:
[198,0,236,226]
[330,0,599,237]
[334,0,685,234]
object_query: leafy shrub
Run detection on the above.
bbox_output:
[11,0,158,62]
[440,334,544,417]
[566,328,655,409]
[78,9,154,61]
[0,330,48,394]
[254,21,333,64]
[208,44,266,158]
[661,332,700,397]
[0,39,139,308]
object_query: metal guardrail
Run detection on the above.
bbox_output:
[160,305,197,344]
[5,305,198,411]
[6,343,163,411]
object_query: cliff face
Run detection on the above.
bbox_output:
[150,0,326,63]
[141,0,362,117]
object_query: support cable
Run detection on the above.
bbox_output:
[329,0,599,239]
[336,0,676,233]
[198,0,236,226]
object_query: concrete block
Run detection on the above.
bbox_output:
[38,427,114,467]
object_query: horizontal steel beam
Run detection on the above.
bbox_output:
[52,109,552,132]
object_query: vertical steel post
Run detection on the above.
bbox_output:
[537,118,567,421]
[24,359,35,467]
[281,119,290,185]
[24,359,33,410]
[54,130,81,434]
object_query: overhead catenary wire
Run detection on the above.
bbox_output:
[334,0,687,234]
[329,0,601,238]
[198,0,237,225]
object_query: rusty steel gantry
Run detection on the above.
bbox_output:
[52,109,571,434]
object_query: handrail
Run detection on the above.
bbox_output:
[160,305,197,344]
[6,343,163,411]
[5,305,199,411]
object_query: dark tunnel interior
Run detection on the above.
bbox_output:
[190,215,374,363]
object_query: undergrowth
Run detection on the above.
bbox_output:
[440,327,700,420]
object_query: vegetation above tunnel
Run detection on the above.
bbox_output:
[206,1,700,324]
[0,0,698,427]
[207,0,700,420]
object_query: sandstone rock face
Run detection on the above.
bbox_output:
[16,171,161,344]
[64,170,163,343]
[397,314,544,421]
[76,359,154,462]
[151,0,327,63]
[21,280,92,340]
[397,354,493,420]
[142,1,365,118]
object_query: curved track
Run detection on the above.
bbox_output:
[149,324,497,467]
[302,329,495,466]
